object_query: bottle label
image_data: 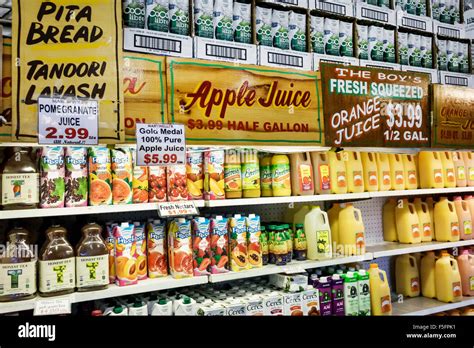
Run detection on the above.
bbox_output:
[380,295,391,314]
[446,168,455,182]
[39,258,75,293]
[355,232,365,251]
[412,224,420,238]
[407,170,417,185]
[224,164,242,192]
[434,169,443,183]
[336,171,346,188]
[410,277,419,292]
[382,171,391,186]
[2,173,39,205]
[452,281,462,297]
[316,230,330,255]
[423,223,432,237]
[271,163,291,191]
[368,171,377,186]
[457,166,465,180]
[242,163,260,190]
[395,170,404,185]
[353,170,363,187]
[260,165,272,191]
[260,233,268,254]
[451,222,459,236]
[464,221,472,235]
[299,164,313,192]
[318,164,330,190]
[294,228,307,251]
[76,255,109,288]
[0,261,36,296]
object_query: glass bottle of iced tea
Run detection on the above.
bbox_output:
[76,223,109,292]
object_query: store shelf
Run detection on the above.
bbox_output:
[208,254,372,283]
[0,201,205,220]
[0,276,208,314]
[369,187,474,198]
[368,240,474,259]
[392,296,474,316]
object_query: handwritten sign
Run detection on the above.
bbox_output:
[12,0,124,142]
[34,297,72,316]
[157,201,199,217]
[321,63,430,147]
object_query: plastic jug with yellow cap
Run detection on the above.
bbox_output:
[434,198,460,242]
[420,251,437,299]
[395,254,420,297]
[345,151,364,193]
[328,203,342,246]
[395,199,421,244]
[328,152,347,194]
[413,198,433,242]
[453,197,473,240]
[419,151,444,188]
[311,152,331,194]
[457,250,474,296]
[435,253,462,303]
[376,153,391,191]
[425,197,436,240]
[452,151,467,187]
[462,152,474,186]
[361,152,378,192]
[305,206,332,260]
[338,204,366,256]
[402,154,418,190]
[368,263,392,316]
[388,154,405,190]
[383,198,398,242]
[440,151,456,188]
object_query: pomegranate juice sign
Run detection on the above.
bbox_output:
[432,84,474,148]
[167,58,323,145]
[321,63,430,147]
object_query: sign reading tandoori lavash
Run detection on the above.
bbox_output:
[12,0,124,142]
[167,58,323,145]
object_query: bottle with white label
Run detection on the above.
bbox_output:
[1,147,39,210]
[0,225,37,302]
[174,295,196,315]
[151,298,173,315]
[128,300,148,316]
[39,224,75,297]
[75,223,109,292]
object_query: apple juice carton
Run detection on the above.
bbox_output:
[149,166,167,202]
[168,218,193,278]
[111,148,133,205]
[246,214,262,269]
[113,222,138,286]
[167,165,188,201]
[134,221,147,280]
[65,147,88,207]
[315,276,332,316]
[88,147,112,206]
[204,150,225,200]
[229,214,249,272]
[106,222,118,284]
[210,216,229,273]
[39,146,65,208]
[192,217,211,276]
[147,219,168,278]
[263,292,283,316]
[302,286,320,316]
[283,292,303,316]
[186,151,204,199]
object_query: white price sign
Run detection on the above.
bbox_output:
[38,97,99,145]
[136,123,186,166]
[34,297,72,316]
[157,201,199,217]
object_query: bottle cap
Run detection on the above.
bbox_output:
[113,306,123,314]
[183,297,191,305]
[158,298,167,305]
[370,263,378,268]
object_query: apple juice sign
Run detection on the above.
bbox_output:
[321,63,430,147]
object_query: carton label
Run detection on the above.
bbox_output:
[246,299,264,316]
[457,166,465,180]
[380,295,391,313]
[264,295,283,316]
[410,277,419,292]
[302,289,320,316]
[344,283,359,316]
[412,224,420,238]
[283,293,303,316]
[337,171,346,187]
[451,222,459,236]
[299,164,313,192]
[464,221,472,235]
[316,230,330,255]
[319,164,330,190]
[452,281,462,297]
[39,258,75,293]
[358,280,371,316]
[76,255,108,288]
[2,174,39,205]
[225,303,246,316]
[0,261,36,296]
[423,223,432,237]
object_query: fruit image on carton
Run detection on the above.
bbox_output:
[114,222,138,286]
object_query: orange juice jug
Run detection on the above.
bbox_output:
[368,263,392,316]
[361,152,378,192]
[383,198,398,242]
[345,151,364,193]
[395,254,420,297]
[420,251,437,298]
[328,151,347,194]
[434,198,460,242]
[462,152,474,186]
[388,154,405,190]
[457,250,474,296]
[242,149,261,198]
[395,199,421,244]
[425,197,436,240]
[452,151,467,187]
[435,253,462,303]
[328,203,342,246]
[414,198,433,242]
[310,152,331,194]
[453,197,473,240]
[259,153,273,197]
[305,206,332,260]
[290,152,314,196]
[271,154,291,197]
[419,151,444,188]
[402,154,418,190]
[440,151,456,188]
[338,204,366,256]
[376,153,391,191]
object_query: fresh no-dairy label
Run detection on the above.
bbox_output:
[76,255,109,288]
[0,261,36,296]
[39,258,75,293]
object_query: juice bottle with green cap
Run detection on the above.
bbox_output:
[282,224,293,261]
[273,225,287,265]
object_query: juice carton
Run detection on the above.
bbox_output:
[289,10,306,52]
[357,270,371,316]
[168,218,193,278]
[324,17,340,56]
[134,221,147,280]
[342,272,359,316]
[65,147,88,207]
[331,274,345,316]
[302,287,320,316]
[225,300,247,316]
[246,214,262,269]
[204,150,225,200]
[197,304,226,316]
[39,146,65,208]
[271,9,290,50]
[315,277,332,316]
[245,295,264,316]
[192,217,211,276]
[167,165,188,201]
[114,222,138,286]
[146,0,169,32]
[129,146,148,203]
[256,5,272,46]
[195,0,214,38]
[263,292,284,316]
[229,215,249,272]
[88,147,112,206]
[111,148,133,205]
[105,222,118,284]
[174,296,197,315]
[233,1,252,44]
[214,0,233,41]
[283,292,303,316]
[186,151,204,200]
[210,216,229,274]
[310,15,325,54]
[147,219,167,278]
[357,24,369,60]
[149,166,167,202]
[169,0,189,35]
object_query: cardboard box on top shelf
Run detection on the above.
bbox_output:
[258,0,310,10]
[354,0,397,26]
[308,0,355,18]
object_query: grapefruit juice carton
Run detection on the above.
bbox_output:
[111,148,133,205]
[192,217,211,276]
[210,216,229,274]
[88,147,112,206]
[147,219,168,278]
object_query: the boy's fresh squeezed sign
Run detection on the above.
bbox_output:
[321,63,430,147]
[432,84,474,148]
[12,0,124,142]
[167,58,323,145]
